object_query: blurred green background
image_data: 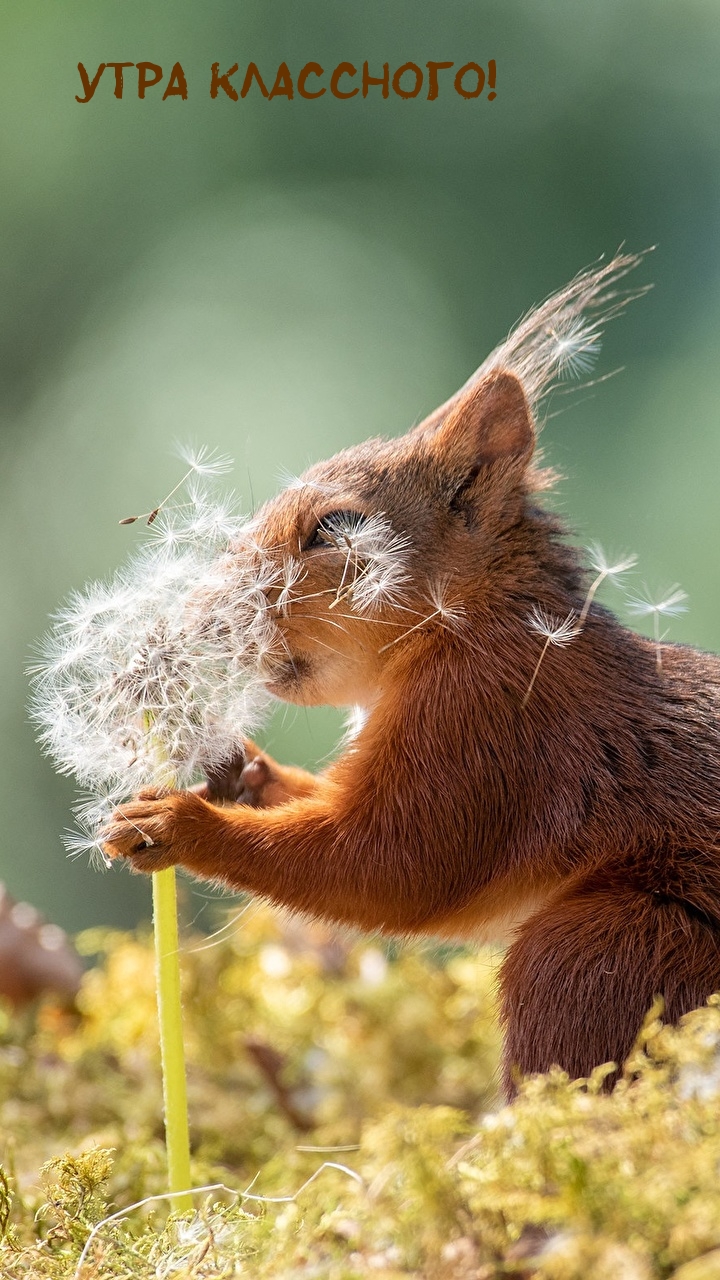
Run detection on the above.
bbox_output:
[1,0,719,931]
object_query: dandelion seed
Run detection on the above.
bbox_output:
[523,607,582,708]
[625,585,688,671]
[275,557,306,617]
[377,609,443,653]
[318,512,411,615]
[373,578,465,654]
[625,585,688,619]
[549,320,602,380]
[350,558,410,614]
[150,482,246,549]
[528,606,583,647]
[119,445,235,527]
[276,469,338,495]
[579,543,638,624]
[587,544,638,581]
[426,578,466,630]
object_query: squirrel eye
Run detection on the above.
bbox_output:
[304,509,367,551]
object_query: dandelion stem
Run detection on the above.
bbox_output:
[654,612,662,672]
[578,571,606,625]
[152,866,192,1213]
[144,709,191,1212]
[377,609,442,653]
[148,467,198,520]
[119,470,196,526]
[625,584,687,676]
[521,637,552,709]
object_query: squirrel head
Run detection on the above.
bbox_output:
[244,370,547,708]
[239,252,647,708]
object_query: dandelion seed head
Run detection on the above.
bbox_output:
[550,320,602,380]
[319,511,411,615]
[30,489,282,863]
[626,585,688,619]
[426,578,466,629]
[527,606,582,647]
[586,543,638,581]
[175,442,234,478]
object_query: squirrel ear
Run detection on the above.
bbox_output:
[432,371,534,469]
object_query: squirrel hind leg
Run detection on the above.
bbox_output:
[499,878,720,1096]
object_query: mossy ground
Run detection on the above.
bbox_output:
[2,902,720,1278]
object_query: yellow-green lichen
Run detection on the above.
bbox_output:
[2,904,720,1278]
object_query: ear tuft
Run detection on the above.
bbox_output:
[434,371,534,468]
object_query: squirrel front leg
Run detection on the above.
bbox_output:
[102,657,533,933]
[101,706,478,934]
[102,783,421,932]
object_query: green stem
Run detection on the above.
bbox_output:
[152,866,192,1212]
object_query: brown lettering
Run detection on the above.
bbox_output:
[162,62,188,99]
[392,62,423,99]
[241,63,269,98]
[210,62,239,100]
[75,62,106,103]
[425,61,453,100]
[106,62,134,99]
[297,62,325,98]
[269,62,294,100]
[487,59,497,99]
[330,62,358,99]
[454,62,485,99]
[137,62,163,99]
[362,61,389,98]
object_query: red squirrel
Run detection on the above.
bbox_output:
[102,254,720,1093]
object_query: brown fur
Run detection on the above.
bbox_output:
[103,357,720,1096]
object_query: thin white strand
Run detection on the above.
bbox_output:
[73,1163,364,1280]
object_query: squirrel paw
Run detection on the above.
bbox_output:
[234,754,276,807]
[100,789,208,874]
[202,742,302,809]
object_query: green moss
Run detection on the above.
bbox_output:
[1,907,720,1277]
